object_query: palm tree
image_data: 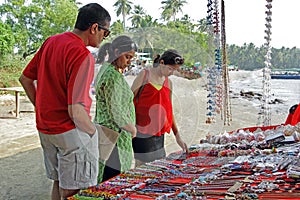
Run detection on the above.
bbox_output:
[110,20,125,36]
[113,0,133,29]
[196,18,208,33]
[160,0,187,21]
[131,27,160,53]
[140,15,159,28]
[128,5,146,28]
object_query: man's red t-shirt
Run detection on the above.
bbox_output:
[23,32,94,134]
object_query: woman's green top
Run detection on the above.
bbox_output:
[94,62,135,183]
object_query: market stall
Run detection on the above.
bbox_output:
[69,123,300,200]
[68,0,300,198]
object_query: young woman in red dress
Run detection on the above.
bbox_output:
[131,49,188,167]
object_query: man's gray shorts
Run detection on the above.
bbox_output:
[39,128,99,189]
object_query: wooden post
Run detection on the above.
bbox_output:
[0,87,24,118]
[15,90,20,118]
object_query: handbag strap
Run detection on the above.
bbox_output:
[135,69,149,103]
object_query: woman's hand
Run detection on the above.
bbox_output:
[131,126,137,138]
[175,133,189,153]
[121,123,137,138]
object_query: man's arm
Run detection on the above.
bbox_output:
[19,74,36,106]
[68,104,96,135]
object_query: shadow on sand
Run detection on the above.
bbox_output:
[0,148,52,200]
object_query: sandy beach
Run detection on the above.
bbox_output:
[0,70,290,199]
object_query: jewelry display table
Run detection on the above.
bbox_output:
[69,124,300,199]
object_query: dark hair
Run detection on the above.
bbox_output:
[153,54,160,68]
[153,49,184,68]
[75,3,111,31]
[97,35,138,64]
[289,104,298,114]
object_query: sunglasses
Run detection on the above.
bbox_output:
[97,24,110,38]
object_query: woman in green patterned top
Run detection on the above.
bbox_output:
[94,35,137,182]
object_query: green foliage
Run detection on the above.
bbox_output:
[0,54,30,87]
[161,0,187,21]
[110,20,125,36]
[1,0,299,88]
[0,0,78,87]
[227,43,300,70]
[0,21,15,57]
[126,26,209,66]
[271,47,300,69]
[0,0,78,59]
[129,5,146,28]
[40,0,77,39]
[113,0,133,28]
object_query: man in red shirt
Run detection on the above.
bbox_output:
[19,3,111,199]
[285,103,300,126]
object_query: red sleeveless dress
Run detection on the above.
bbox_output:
[134,72,173,136]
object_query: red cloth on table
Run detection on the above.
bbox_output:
[231,125,280,133]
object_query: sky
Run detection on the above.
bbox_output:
[0,0,298,48]
[77,0,300,49]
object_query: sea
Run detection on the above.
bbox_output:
[229,70,300,114]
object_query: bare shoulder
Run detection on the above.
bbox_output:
[131,69,147,92]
